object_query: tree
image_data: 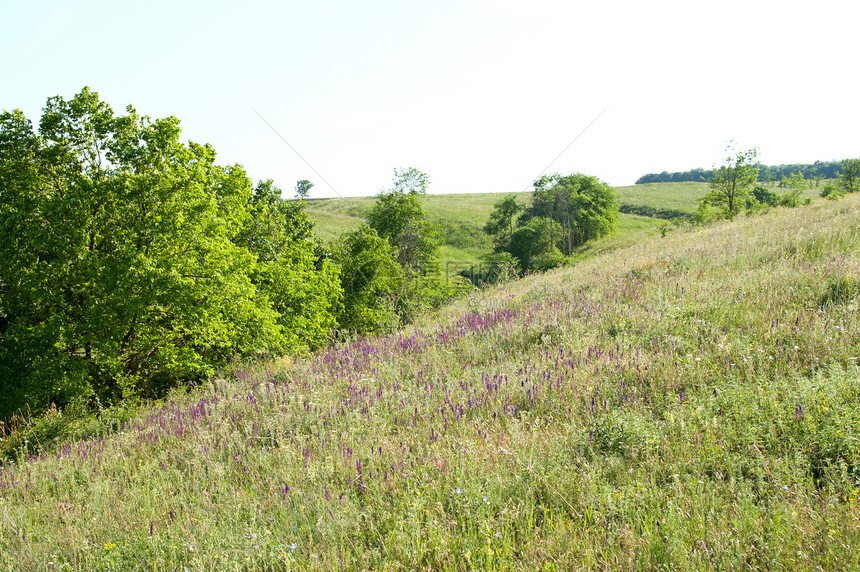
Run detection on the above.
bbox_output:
[295,179,313,200]
[0,88,338,419]
[367,167,440,275]
[484,195,523,250]
[523,173,618,256]
[235,180,341,350]
[703,145,759,219]
[506,217,563,273]
[364,167,452,323]
[839,158,859,193]
[390,166,429,195]
[780,171,807,207]
[332,225,403,335]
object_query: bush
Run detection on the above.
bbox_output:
[530,248,567,272]
[332,225,404,335]
[460,252,519,287]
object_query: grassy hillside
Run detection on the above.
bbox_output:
[305,182,709,270]
[2,195,858,570]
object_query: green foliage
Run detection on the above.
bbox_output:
[294,179,313,200]
[702,145,759,218]
[483,195,523,248]
[752,185,781,207]
[507,217,564,272]
[0,88,336,420]
[840,158,859,193]
[486,173,617,273]
[362,168,454,327]
[367,167,440,274]
[332,225,403,335]
[526,173,618,255]
[637,158,845,184]
[235,180,341,351]
[459,251,519,287]
[530,248,567,272]
[821,182,844,200]
[780,171,807,207]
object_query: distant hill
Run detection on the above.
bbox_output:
[304,182,712,271]
[636,160,845,185]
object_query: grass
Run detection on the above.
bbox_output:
[305,182,709,269]
[615,181,708,213]
[2,193,859,570]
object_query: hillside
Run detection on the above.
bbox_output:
[2,195,859,569]
[305,182,712,270]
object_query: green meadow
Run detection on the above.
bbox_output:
[305,182,711,271]
[2,193,858,570]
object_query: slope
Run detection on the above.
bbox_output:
[2,195,859,570]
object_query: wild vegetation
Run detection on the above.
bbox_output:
[3,88,860,570]
[1,192,858,570]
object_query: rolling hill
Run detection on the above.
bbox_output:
[2,193,858,569]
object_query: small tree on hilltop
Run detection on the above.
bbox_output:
[295,179,314,200]
[703,145,760,219]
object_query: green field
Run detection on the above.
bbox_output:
[306,182,711,269]
[3,194,858,569]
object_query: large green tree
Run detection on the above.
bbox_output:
[703,145,760,218]
[0,88,337,418]
[235,180,341,351]
[521,173,618,256]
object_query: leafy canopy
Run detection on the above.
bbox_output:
[840,158,859,193]
[332,224,403,335]
[367,167,440,275]
[484,195,524,248]
[0,88,338,419]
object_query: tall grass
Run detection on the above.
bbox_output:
[1,196,859,570]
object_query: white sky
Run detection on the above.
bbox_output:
[2,0,857,197]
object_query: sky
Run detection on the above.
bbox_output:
[2,0,857,198]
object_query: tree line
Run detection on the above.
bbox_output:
[636,160,846,185]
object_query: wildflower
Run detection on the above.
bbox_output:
[290,543,297,552]
[455,488,463,495]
